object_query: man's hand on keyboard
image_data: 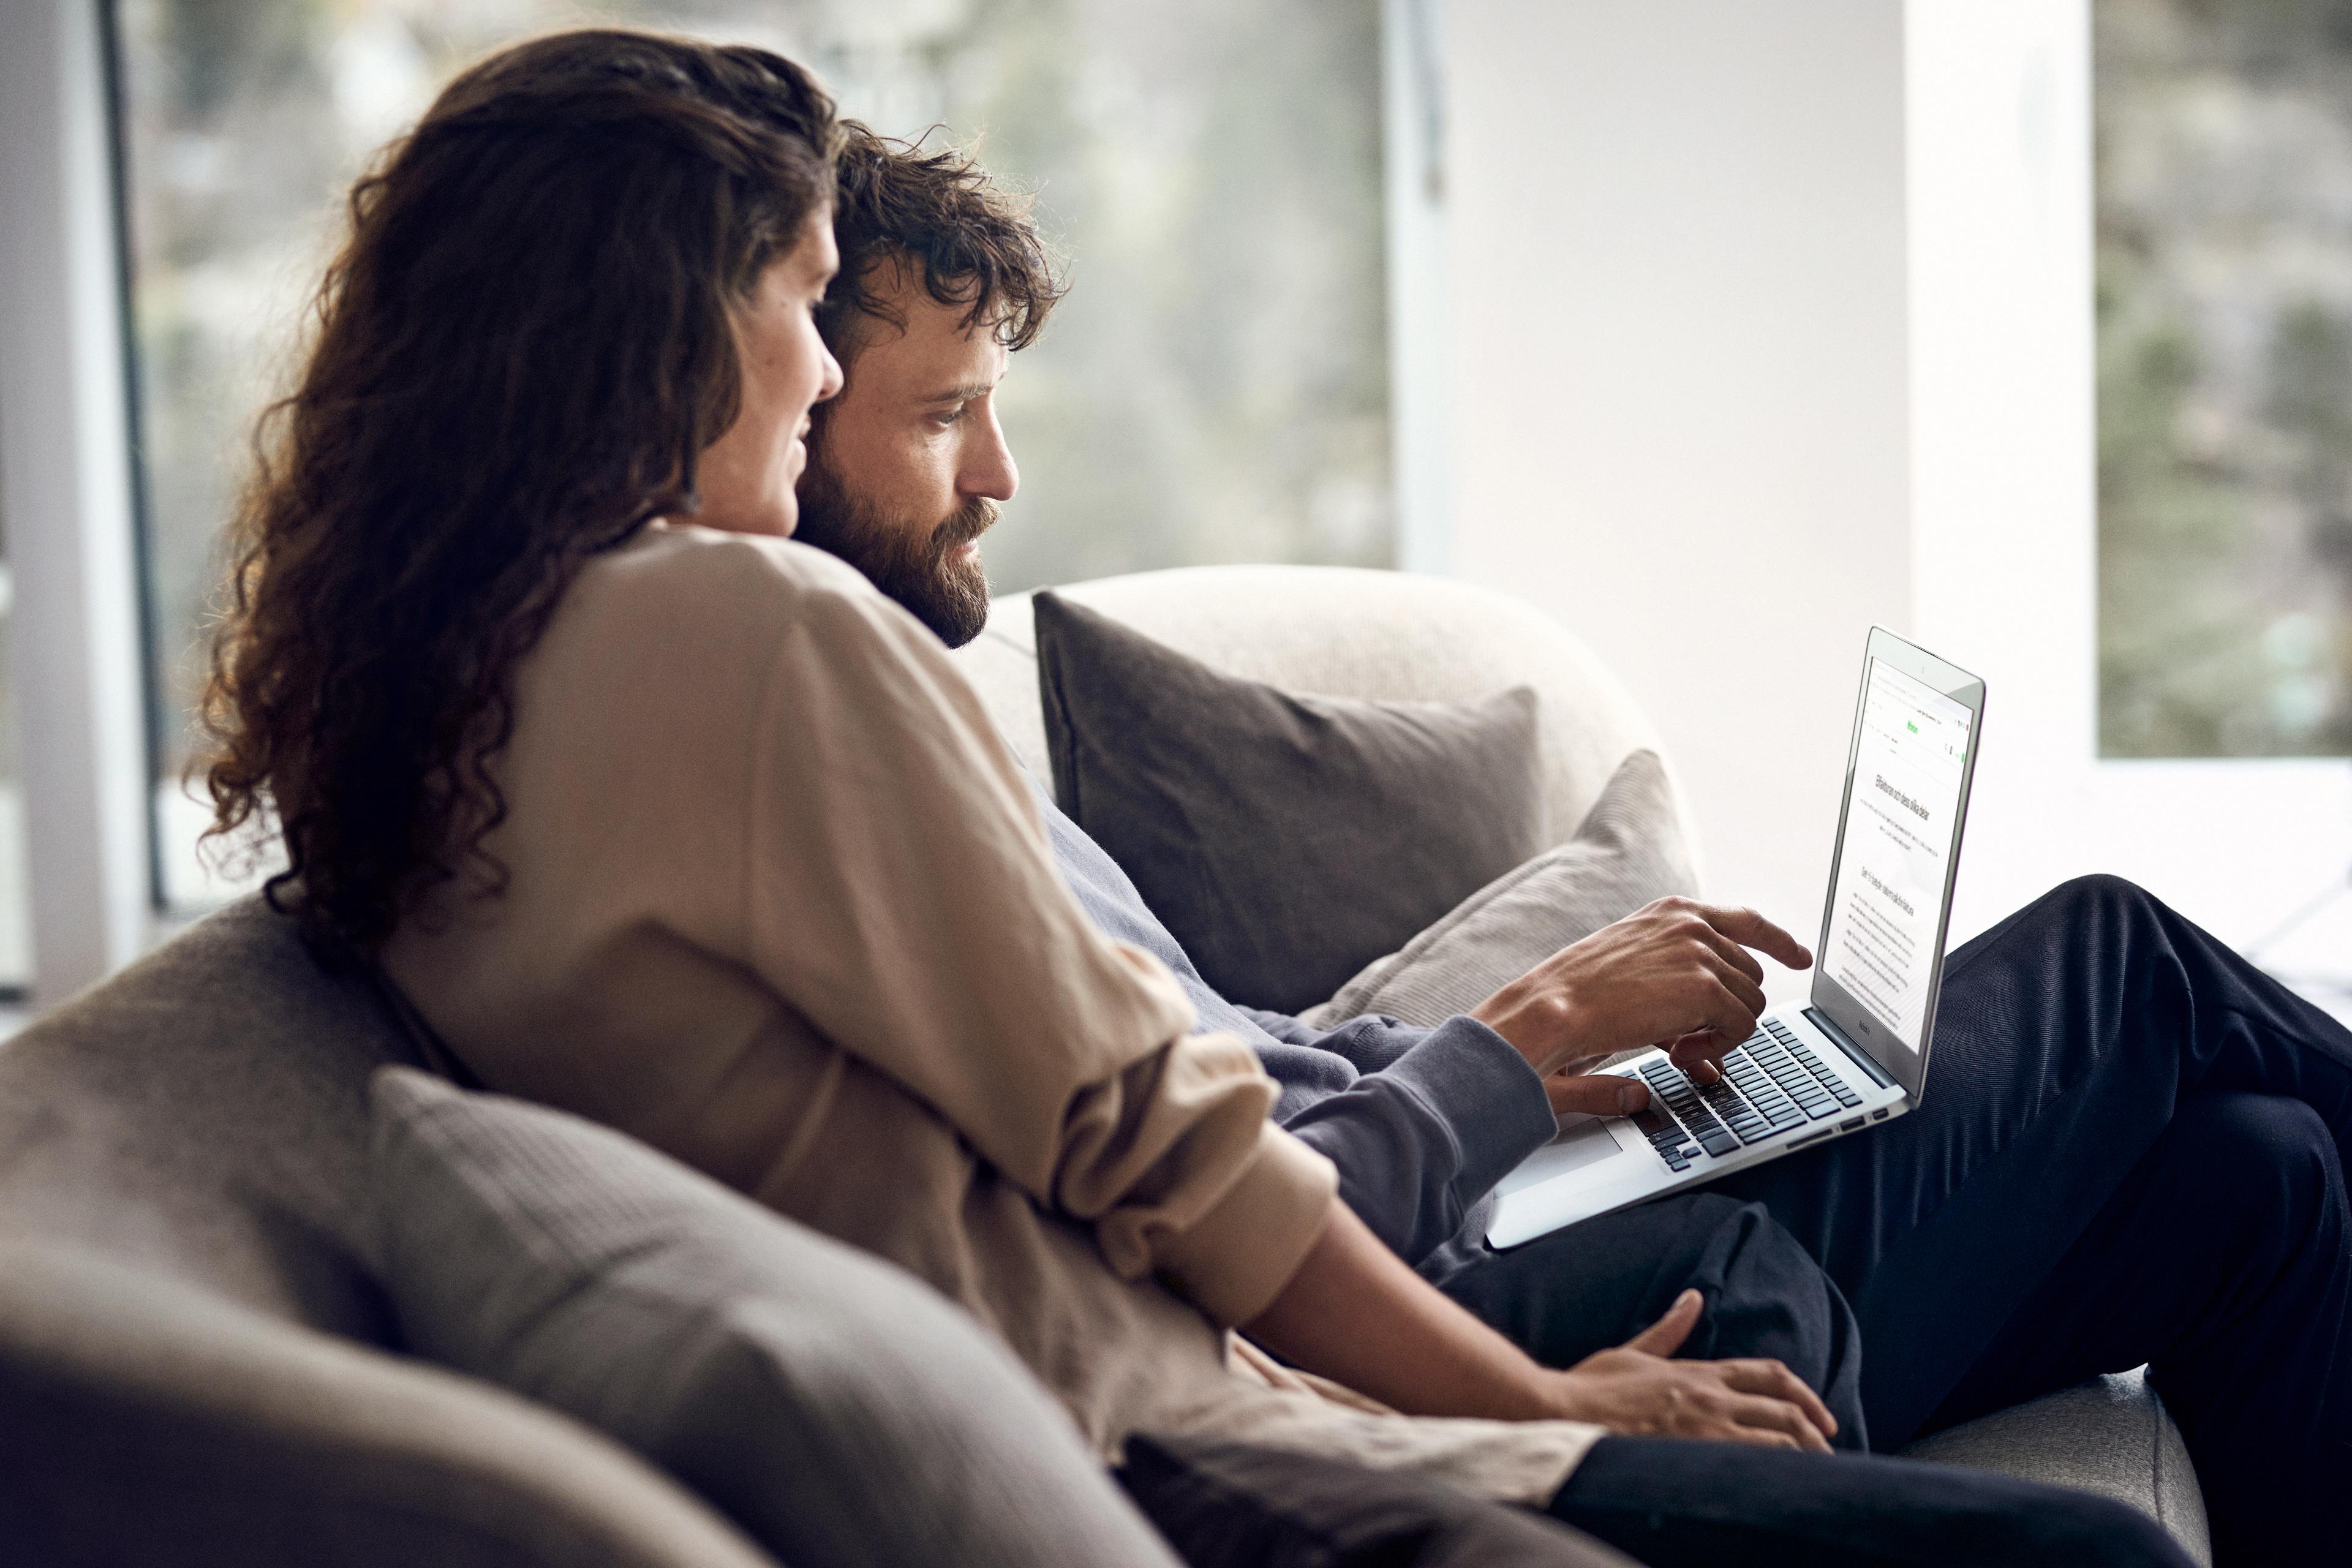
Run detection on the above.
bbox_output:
[1471,897,1813,1096]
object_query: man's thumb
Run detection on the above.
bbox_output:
[1547,1074,1651,1118]
[1623,1289,1703,1357]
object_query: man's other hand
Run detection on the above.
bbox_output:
[1471,897,1812,1090]
[1544,1289,1838,1452]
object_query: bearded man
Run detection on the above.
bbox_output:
[792,124,2351,1568]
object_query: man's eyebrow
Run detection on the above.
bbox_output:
[914,380,1000,405]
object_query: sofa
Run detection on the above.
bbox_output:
[0,564,2209,1564]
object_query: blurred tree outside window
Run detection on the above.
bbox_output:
[2098,0,2352,757]
[113,0,1392,908]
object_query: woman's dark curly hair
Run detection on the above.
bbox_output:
[201,29,840,955]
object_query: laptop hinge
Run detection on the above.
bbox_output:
[1804,1006,1896,1091]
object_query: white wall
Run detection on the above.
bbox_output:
[1438,0,2352,1007]
[1442,0,1912,998]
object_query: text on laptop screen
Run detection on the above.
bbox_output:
[1822,658,1974,1054]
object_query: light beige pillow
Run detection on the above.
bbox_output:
[1303,750,1697,1030]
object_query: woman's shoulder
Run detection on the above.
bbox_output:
[589,520,880,609]
[557,521,897,655]
[510,521,935,799]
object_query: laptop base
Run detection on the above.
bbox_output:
[1484,1004,1912,1250]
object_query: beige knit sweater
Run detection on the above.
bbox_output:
[383,521,1601,1503]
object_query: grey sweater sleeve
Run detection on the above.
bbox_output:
[1023,767,1558,1267]
[1251,1010,1559,1267]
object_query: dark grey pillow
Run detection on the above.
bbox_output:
[1305,750,1698,1030]
[1035,590,1544,1014]
[367,1067,1181,1568]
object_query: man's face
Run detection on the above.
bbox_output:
[794,261,1017,647]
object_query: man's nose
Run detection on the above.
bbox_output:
[962,420,1019,503]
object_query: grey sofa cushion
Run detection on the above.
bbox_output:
[0,1241,772,1568]
[0,895,421,1340]
[1901,1370,2211,1566]
[1036,589,1544,1014]
[1305,750,1697,1029]
[369,1067,1182,1568]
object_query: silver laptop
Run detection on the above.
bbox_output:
[1485,627,1985,1250]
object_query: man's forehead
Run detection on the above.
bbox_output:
[855,275,1009,392]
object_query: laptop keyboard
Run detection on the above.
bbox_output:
[1629,1017,1866,1171]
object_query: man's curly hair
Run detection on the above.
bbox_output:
[815,123,1066,364]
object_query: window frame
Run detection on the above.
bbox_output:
[4,0,1440,1008]
[0,0,156,1008]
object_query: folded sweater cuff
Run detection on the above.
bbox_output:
[1379,1015,1560,1204]
[1153,1121,1338,1327]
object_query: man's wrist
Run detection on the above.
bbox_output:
[1469,979,1583,1078]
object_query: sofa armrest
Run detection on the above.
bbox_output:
[1900,1370,2211,1567]
[0,1243,777,1568]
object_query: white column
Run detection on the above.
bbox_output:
[1441,0,1912,998]
[0,0,156,1006]
[1384,0,1454,574]
[1904,0,2098,941]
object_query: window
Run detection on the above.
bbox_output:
[0,523,27,996]
[111,0,1392,910]
[2097,0,2352,758]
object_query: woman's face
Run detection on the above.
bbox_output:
[693,209,844,537]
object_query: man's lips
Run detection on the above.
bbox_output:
[938,506,998,560]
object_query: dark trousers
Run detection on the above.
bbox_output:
[1119,1431,2191,1568]
[1445,875,2352,1566]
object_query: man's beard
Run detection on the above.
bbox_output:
[794,447,997,648]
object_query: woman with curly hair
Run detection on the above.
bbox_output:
[197,27,2193,1568]
[199,13,1609,1524]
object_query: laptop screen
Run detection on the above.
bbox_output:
[1819,655,1976,1059]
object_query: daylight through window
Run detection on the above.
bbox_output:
[111,0,1392,908]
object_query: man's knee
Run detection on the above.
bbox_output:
[1683,1199,1864,1436]
[1607,1194,1841,1369]
[2035,872,2164,925]
[2168,1091,2344,1233]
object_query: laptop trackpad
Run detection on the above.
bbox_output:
[1496,1114,1633,1198]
